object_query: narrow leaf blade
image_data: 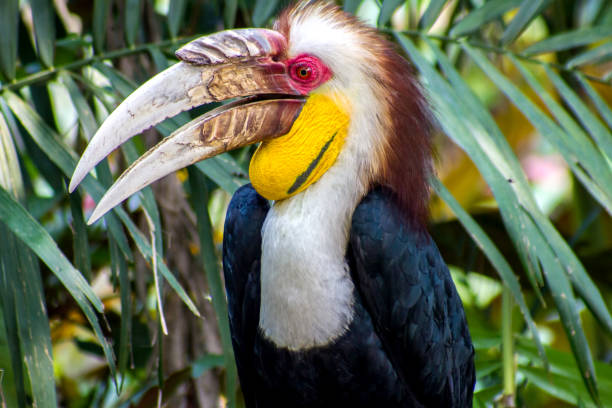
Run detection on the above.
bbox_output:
[30,0,56,67]
[224,0,238,28]
[450,0,522,37]
[344,0,363,14]
[419,0,447,30]
[0,186,103,312]
[0,186,117,380]
[524,26,612,55]
[167,0,186,38]
[70,190,92,281]
[432,178,544,360]
[0,0,19,80]
[93,0,110,52]
[125,0,141,46]
[576,74,612,130]
[566,42,612,68]
[501,0,552,45]
[378,0,404,27]
[544,66,612,162]
[253,0,281,27]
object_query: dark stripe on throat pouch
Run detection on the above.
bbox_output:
[287,131,338,194]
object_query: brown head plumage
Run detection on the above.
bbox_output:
[275,1,433,226]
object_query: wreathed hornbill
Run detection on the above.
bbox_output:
[70,1,475,406]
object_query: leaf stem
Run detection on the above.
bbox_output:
[391,30,611,86]
[0,35,199,93]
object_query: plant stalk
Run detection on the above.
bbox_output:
[389,30,610,86]
[0,35,198,93]
[501,286,516,407]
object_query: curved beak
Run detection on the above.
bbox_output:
[69,29,304,224]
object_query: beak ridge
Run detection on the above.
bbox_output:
[175,28,287,65]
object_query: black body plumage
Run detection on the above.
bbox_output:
[223,184,475,407]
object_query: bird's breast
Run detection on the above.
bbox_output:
[253,114,369,350]
[258,200,355,350]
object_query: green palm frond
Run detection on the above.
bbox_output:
[0,1,610,407]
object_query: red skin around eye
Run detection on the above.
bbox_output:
[285,54,332,94]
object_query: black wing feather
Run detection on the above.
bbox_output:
[222,184,269,407]
[350,187,475,407]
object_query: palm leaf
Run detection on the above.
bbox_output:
[0,1,610,407]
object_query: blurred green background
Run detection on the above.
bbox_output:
[0,0,611,407]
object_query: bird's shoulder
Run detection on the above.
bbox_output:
[349,186,475,407]
[223,183,270,270]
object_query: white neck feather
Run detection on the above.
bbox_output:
[259,147,368,350]
[258,20,384,347]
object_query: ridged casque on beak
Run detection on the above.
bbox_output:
[69,28,305,224]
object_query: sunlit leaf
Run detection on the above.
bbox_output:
[450,0,522,37]
[59,72,98,140]
[575,0,607,27]
[501,0,553,45]
[508,57,612,212]
[378,0,404,27]
[0,109,22,197]
[566,42,612,68]
[195,158,245,194]
[462,49,612,339]
[420,0,447,30]
[524,26,612,55]
[399,32,547,319]
[501,0,551,45]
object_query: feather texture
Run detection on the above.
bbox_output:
[223,185,475,407]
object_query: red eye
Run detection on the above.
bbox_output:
[295,64,312,80]
[287,54,331,93]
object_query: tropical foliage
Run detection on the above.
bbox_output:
[0,0,611,407]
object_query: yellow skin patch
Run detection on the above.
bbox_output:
[249,93,350,201]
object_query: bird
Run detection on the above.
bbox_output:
[69,1,475,407]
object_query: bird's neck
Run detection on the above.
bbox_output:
[259,150,367,350]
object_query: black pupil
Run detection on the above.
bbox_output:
[299,67,309,77]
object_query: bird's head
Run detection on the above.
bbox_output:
[70,1,432,225]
